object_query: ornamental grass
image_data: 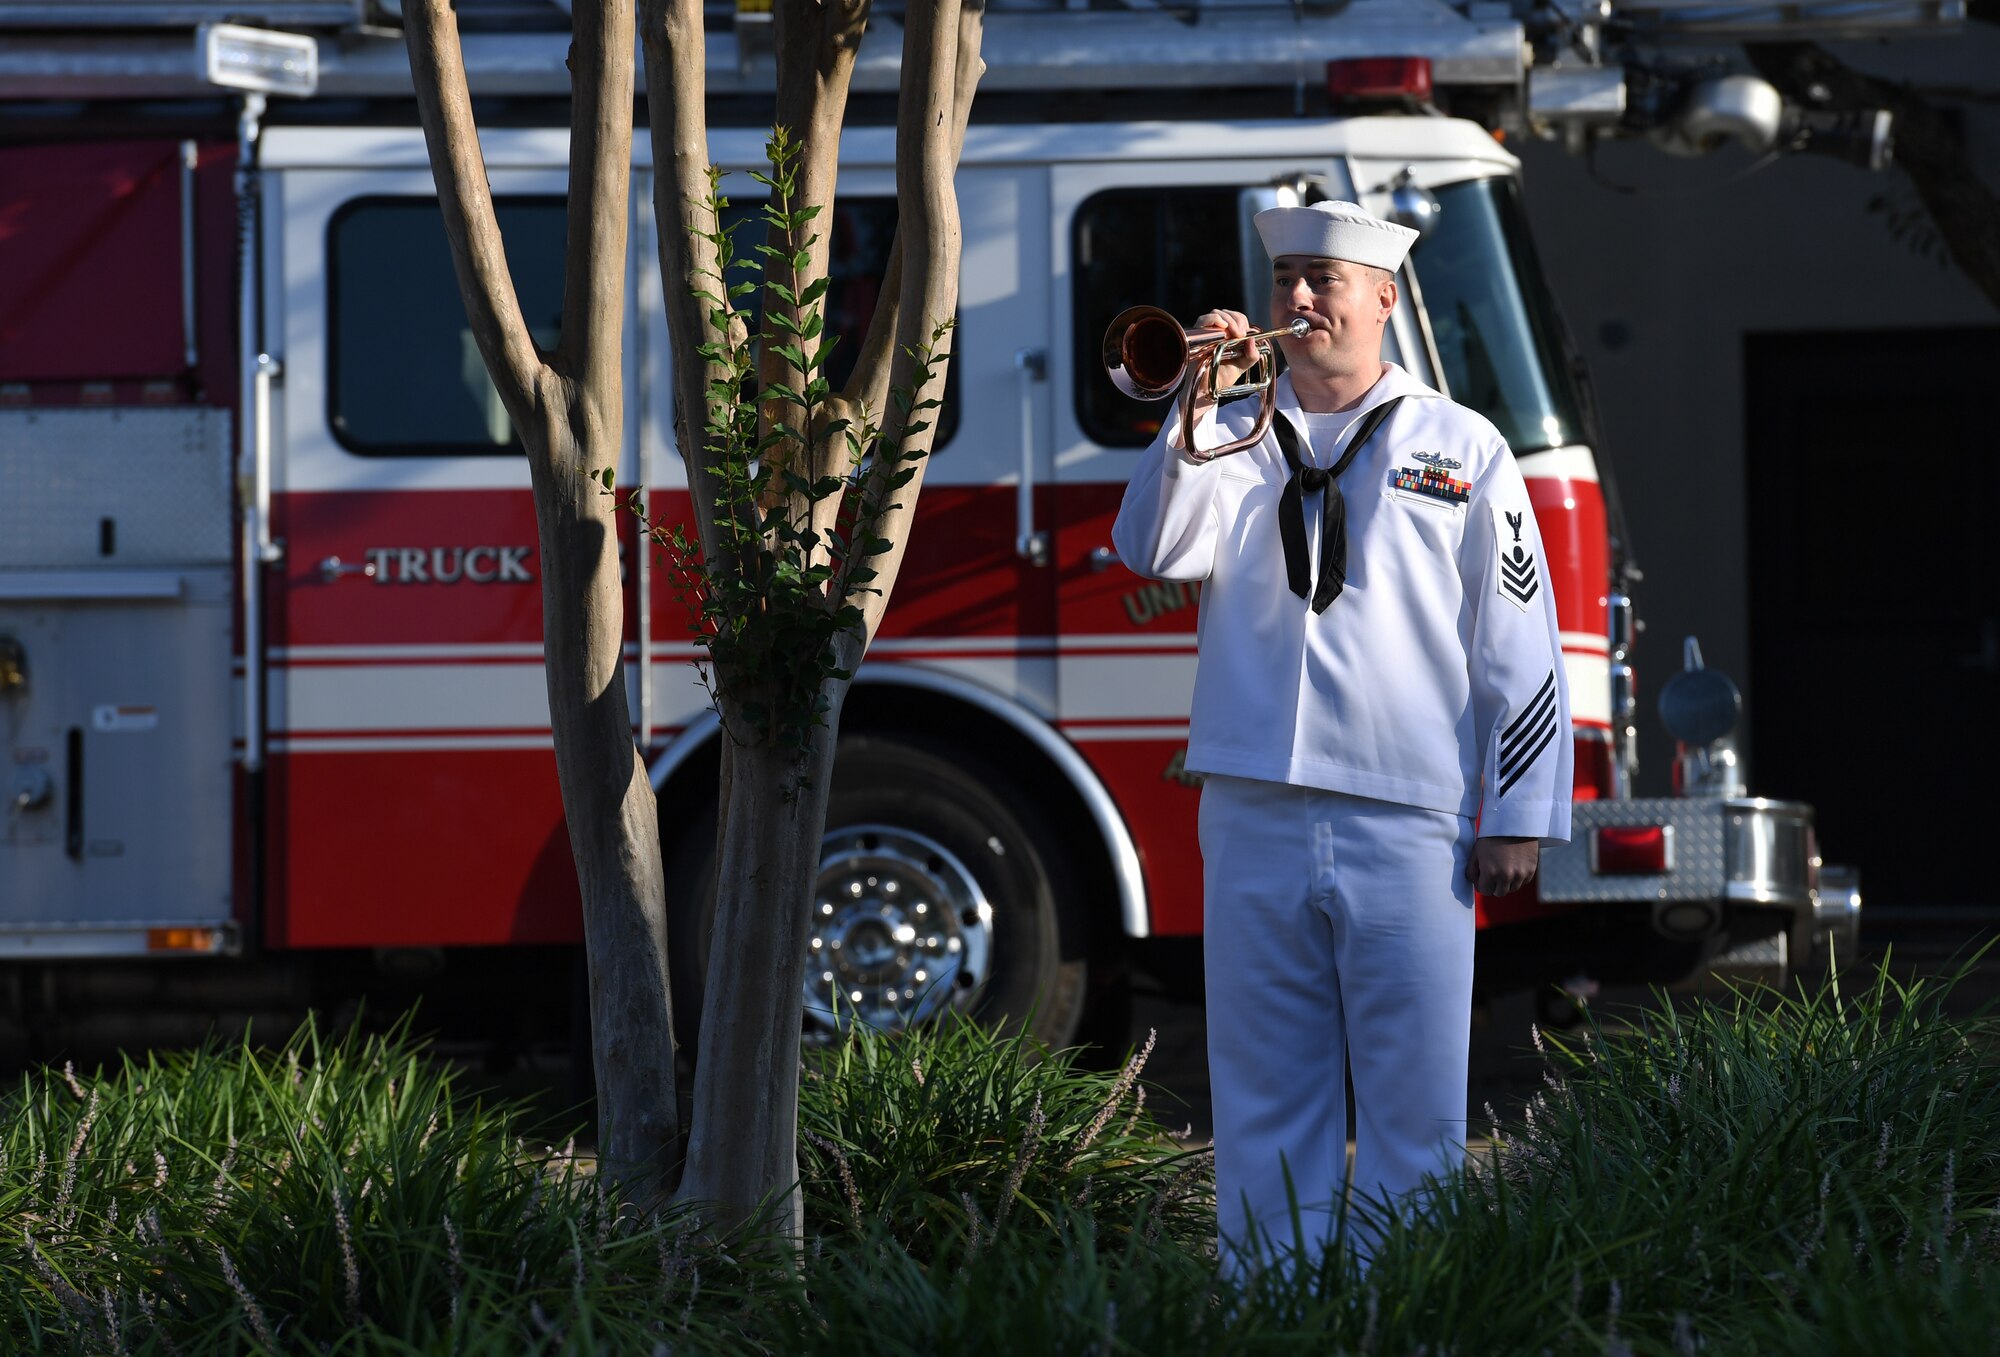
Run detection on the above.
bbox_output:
[0,950,1993,1354]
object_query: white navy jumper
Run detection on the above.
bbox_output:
[1113,363,1572,1264]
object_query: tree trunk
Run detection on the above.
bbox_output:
[677,691,846,1235]
[405,0,680,1197]
[635,0,983,1234]
[521,398,682,1196]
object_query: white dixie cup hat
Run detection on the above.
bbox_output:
[1253,199,1419,272]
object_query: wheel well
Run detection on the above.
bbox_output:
[650,684,1129,967]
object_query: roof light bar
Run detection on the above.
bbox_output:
[1326,57,1434,104]
[199,23,319,99]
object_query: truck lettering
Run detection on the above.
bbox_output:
[1124,580,1198,627]
[356,546,535,583]
[497,546,533,582]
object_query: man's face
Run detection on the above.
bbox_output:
[1269,255,1394,374]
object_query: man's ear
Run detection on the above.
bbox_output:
[1379,277,1399,320]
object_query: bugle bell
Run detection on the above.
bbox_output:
[1101,306,1310,461]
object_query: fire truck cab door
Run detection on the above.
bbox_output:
[1048,155,1399,934]
[631,154,1057,733]
[265,148,641,949]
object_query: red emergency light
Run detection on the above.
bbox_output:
[1591,825,1674,875]
[1326,57,1435,104]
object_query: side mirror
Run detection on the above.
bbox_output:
[1387,168,1442,238]
[1658,670,1739,745]
[1659,637,1744,796]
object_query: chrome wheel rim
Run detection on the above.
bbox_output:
[804,824,994,1037]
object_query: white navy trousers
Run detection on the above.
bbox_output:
[1199,772,1478,1264]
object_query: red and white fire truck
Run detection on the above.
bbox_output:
[0,0,1917,1055]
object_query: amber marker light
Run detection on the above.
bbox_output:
[147,928,219,952]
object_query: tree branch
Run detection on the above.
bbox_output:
[560,0,636,407]
[754,0,874,564]
[404,0,544,413]
[760,0,871,481]
[836,0,984,426]
[640,0,736,570]
[839,0,980,655]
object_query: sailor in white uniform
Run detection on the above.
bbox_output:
[1111,199,1572,1268]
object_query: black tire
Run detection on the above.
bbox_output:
[663,734,1090,1058]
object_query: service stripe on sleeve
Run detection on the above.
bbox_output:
[1497,669,1559,796]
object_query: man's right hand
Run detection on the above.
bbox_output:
[1192,309,1259,403]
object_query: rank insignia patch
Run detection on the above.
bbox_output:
[1494,506,1540,611]
[1389,464,1471,505]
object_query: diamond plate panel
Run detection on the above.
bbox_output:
[1538,797,1728,903]
[0,408,233,567]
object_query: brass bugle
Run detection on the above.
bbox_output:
[1102,307,1311,461]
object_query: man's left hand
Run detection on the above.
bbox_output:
[1468,836,1540,897]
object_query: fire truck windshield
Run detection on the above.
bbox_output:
[1409,175,1588,456]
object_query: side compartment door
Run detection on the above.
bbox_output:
[0,140,238,957]
[267,163,641,949]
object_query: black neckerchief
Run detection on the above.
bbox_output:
[1269,396,1405,613]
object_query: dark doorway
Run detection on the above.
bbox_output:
[1745,327,2000,912]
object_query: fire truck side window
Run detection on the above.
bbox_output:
[329,196,567,455]
[328,195,949,454]
[716,198,958,450]
[1072,188,1248,448]
[1406,176,1588,456]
